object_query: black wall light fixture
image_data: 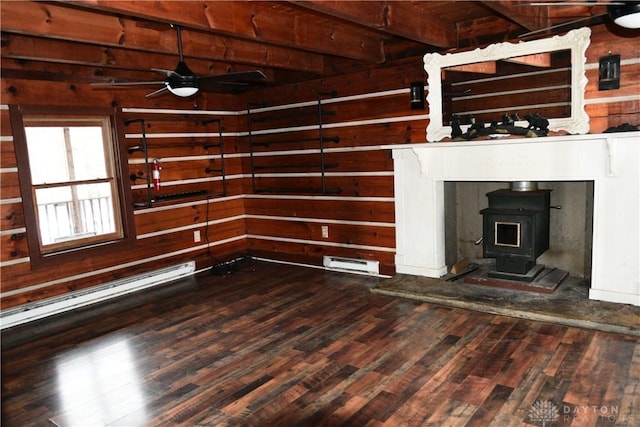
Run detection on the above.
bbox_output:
[599,54,621,91]
[410,81,425,109]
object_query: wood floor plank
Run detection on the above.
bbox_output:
[2,259,639,426]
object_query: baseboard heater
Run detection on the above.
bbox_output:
[0,261,196,330]
[323,256,379,275]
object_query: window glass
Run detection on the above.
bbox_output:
[23,117,123,253]
[25,126,108,184]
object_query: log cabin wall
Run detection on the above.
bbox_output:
[0,83,249,310]
[1,23,638,310]
[235,24,639,277]
[585,26,640,130]
[237,61,427,275]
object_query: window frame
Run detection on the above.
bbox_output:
[10,105,136,269]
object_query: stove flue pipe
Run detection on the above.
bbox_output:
[511,181,538,191]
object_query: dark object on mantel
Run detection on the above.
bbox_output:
[450,112,549,141]
[604,123,639,133]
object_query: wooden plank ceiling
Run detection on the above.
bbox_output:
[0,0,611,91]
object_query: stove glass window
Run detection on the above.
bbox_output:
[495,221,520,247]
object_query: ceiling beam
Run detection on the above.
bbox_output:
[0,1,326,74]
[480,0,550,31]
[0,33,275,78]
[288,0,457,48]
[456,16,523,48]
[53,0,386,63]
[1,34,172,73]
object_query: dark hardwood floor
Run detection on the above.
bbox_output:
[2,259,639,426]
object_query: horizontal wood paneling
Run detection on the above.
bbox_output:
[247,240,396,274]
[584,26,640,132]
[245,218,394,248]
[0,145,17,169]
[587,99,640,133]
[0,201,25,230]
[249,175,394,198]
[0,171,21,199]
[249,149,394,173]
[247,121,428,151]
[237,61,425,269]
[134,197,245,236]
[585,25,640,64]
[244,196,395,223]
[0,230,28,264]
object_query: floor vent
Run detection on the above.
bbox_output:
[0,261,196,330]
[323,256,379,275]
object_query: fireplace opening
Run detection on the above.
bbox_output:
[444,181,594,281]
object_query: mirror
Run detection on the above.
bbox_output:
[424,27,591,142]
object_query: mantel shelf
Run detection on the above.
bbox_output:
[382,132,639,151]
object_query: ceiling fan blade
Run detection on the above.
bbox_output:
[145,85,169,98]
[151,68,180,78]
[197,81,249,94]
[518,13,607,37]
[197,70,267,91]
[91,81,165,87]
[217,70,267,81]
[199,70,267,83]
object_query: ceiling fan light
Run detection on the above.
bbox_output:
[608,2,640,29]
[167,85,199,97]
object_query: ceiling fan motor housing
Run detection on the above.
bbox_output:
[166,61,199,96]
[608,2,640,29]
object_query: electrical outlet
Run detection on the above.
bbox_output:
[194,230,201,242]
[321,225,329,238]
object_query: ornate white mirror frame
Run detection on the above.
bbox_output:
[423,27,591,142]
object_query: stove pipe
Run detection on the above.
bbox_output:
[510,181,538,192]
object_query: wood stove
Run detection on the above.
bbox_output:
[480,182,551,282]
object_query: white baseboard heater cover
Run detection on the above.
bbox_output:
[0,261,196,330]
[323,256,379,275]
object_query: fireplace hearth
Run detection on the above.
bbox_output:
[480,182,551,282]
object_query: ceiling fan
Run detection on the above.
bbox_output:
[518,1,640,37]
[93,24,266,98]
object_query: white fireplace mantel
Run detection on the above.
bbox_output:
[385,132,640,306]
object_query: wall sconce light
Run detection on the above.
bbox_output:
[599,54,620,91]
[410,81,425,109]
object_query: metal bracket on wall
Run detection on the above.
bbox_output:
[247,91,341,195]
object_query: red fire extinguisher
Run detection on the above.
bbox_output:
[152,159,162,191]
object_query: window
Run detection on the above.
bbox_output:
[11,106,135,267]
